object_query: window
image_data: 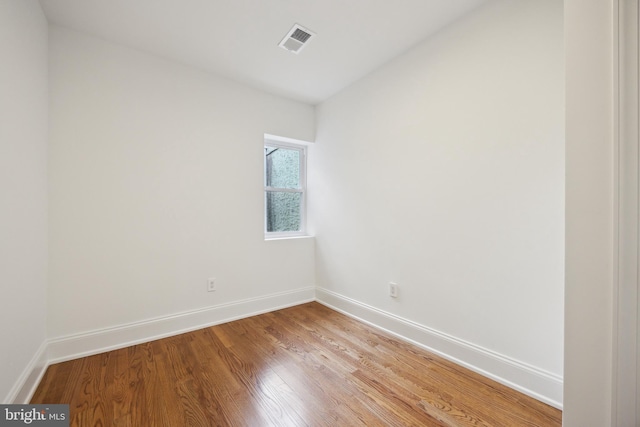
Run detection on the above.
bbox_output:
[264,136,307,238]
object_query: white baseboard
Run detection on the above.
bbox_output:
[9,287,314,403]
[315,287,563,409]
[8,287,314,403]
[47,287,315,364]
[6,340,48,404]
[11,286,562,410]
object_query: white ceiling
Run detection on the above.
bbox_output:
[38,0,487,105]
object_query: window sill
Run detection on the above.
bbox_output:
[264,234,314,241]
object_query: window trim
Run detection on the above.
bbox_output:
[264,134,309,239]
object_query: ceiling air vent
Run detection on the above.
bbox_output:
[278,24,316,54]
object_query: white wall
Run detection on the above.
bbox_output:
[310,0,564,404]
[563,0,616,425]
[3,0,626,418]
[47,26,316,340]
[0,0,49,403]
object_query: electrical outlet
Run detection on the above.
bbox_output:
[389,282,398,298]
[207,278,216,292]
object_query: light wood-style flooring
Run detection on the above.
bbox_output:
[31,302,562,426]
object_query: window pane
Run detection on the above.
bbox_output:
[265,146,300,189]
[265,191,301,232]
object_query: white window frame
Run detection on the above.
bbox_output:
[264,134,308,239]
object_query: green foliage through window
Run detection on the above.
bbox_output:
[264,143,305,234]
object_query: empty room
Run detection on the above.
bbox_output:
[1,0,634,425]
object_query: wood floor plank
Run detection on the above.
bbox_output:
[280,305,493,425]
[299,304,557,426]
[229,313,376,425]
[31,302,561,426]
[267,309,445,426]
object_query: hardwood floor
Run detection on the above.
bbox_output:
[31,302,561,426]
